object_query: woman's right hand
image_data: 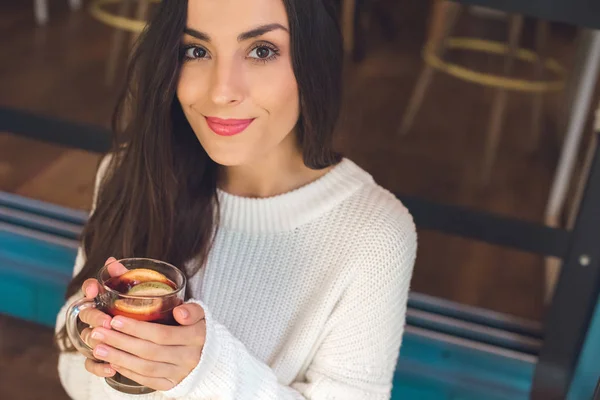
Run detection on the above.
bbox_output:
[78,257,127,378]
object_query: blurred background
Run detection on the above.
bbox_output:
[1,0,599,399]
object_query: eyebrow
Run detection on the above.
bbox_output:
[183,23,289,42]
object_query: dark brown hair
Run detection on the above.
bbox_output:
[56,0,342,350]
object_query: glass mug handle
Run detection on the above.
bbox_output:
[65,297,101,361]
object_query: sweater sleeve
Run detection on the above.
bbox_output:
[56,246,107,400]
[56,155,116,400]
[100,213,417,400]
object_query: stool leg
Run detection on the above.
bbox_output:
[341,0,357,56]
[34,0,49,25]
[398,0,462,136]
[105,0,134,85]
[480,14,524,184]
[372,0,397,41]
[130,0,151,48]
[117,2,151,125]
[68,0,82,10]
[352,0,374,62]
[530,20,550,150]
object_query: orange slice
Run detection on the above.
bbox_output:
[118,268,169,285]
[128,282,173,296]
[112,298,163,320]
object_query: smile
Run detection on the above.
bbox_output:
[205,117,255,137]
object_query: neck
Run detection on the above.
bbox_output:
[218,135,332,198]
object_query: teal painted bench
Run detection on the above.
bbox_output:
[0,190,536,399]
[0,191,83,326]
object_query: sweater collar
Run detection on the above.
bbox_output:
[216,158,373,233]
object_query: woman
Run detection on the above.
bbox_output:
[55,0,417,398]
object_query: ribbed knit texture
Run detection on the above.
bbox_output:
[56,157,417,400]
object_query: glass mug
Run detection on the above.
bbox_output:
[66,258,187,395]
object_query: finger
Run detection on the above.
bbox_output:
[111,315,205,347]
[85,358,116,378]
[82,279,101,299]
[105,257,129,277]
[80,308,112,329]
[173,303,205,326]
[93,344,177,380]
[111,365,174,392]
[104,257,117,266]
[81,327,100,348]
[91,327,176,364]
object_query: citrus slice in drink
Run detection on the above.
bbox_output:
[111,282,174,320]
[128,281,174,296]
[118,268,170,286]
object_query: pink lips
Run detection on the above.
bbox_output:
[205,117,254,137]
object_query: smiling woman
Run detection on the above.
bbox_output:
[53,1,417,399]
[177,7,300,169]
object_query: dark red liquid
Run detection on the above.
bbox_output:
[104,274,181,324]
[105,275,177,294]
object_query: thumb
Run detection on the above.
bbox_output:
[105,257,128,277]
[173,303,205,326]
[82,279,101,299]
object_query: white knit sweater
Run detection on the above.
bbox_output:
[55,157,417,400]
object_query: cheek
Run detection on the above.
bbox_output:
[177,65,206,106]
[252,64,300,123]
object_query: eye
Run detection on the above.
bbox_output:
[183,46,208,60]
[248,45,278,60]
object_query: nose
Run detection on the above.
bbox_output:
[209,57,244,106]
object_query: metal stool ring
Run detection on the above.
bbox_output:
[90,0,160,33]
[424,37,566,93]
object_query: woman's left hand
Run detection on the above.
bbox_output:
[86,303,206,391]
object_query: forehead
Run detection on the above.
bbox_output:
[187,0,289,33]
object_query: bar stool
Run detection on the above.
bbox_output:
[34,0,82,25]
[399,0,566,185]
[89,0,157,85]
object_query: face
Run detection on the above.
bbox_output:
[177,0,300,167]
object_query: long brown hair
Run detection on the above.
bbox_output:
[57,0,343,350]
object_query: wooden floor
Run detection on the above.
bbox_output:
[0,1,590,398]
[0,314,67,400]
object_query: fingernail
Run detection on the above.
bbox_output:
[179,308,189,319]
[95,346,108,357]
[104,366,114,375]
[84,286,91,297]
[111,318,123,329]
[91,331,104,340]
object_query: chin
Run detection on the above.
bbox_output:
[194,132,247,166]
[204,149,250,167]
